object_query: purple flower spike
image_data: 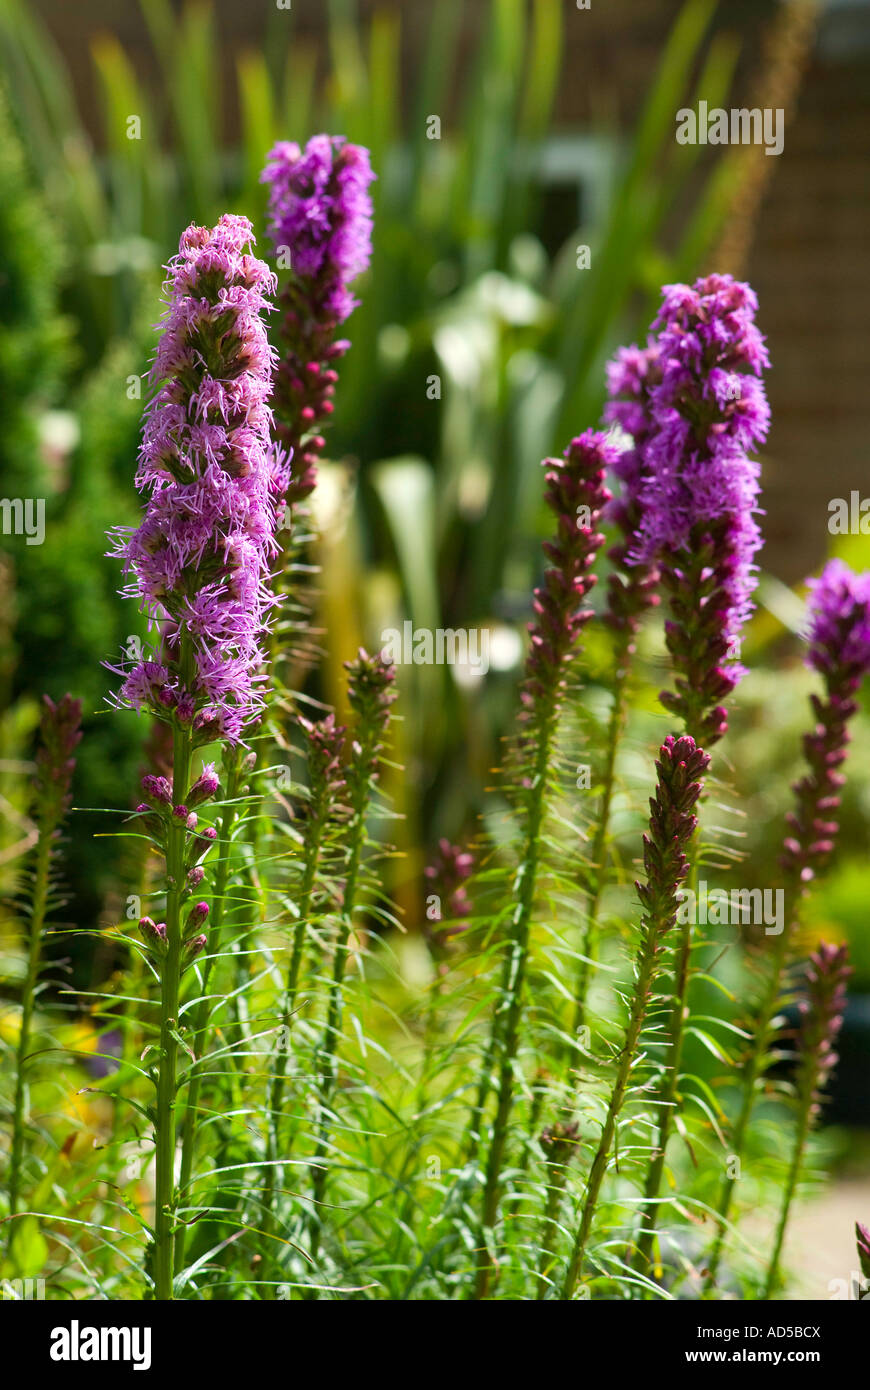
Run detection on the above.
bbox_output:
[261,136,375,506]
[782,561,870,891]
[262,136,374,322]
[109,214,278,742]
[602,341,662,643]
[805,559,870,688]
[637,275,770,745]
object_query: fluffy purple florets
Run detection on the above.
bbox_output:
[636,274,770,650]
[261,135,375,323]
[805,559,870,684]
[110,215,278,742]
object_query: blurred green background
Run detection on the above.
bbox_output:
[1,0,869,1000]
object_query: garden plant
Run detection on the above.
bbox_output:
[0,0,867,1315]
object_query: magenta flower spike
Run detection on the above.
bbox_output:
[602,341,662,643]
[637,274,770,745]
[261,136,375,506]
[782,560,870,891]
[110,214,278,744]
[108,216,279,1301]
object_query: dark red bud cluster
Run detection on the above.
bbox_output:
[657,519,743,747]
[635,735,710,941]
[33,693,82,833]
[521,433,612,715]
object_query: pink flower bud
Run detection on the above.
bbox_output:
[186,901,209,932]
[141,774,173,806]
[187,763,220,807]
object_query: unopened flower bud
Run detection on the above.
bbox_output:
[141,774,172,807]
[184,933,207,963]
[138,916,168,954]
[185,901,209,934]
[186,763,220,808]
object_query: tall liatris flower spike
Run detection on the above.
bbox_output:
[786,558,870,876]
[763,941,850,1297]
[7,695,81,1238]
[111,213,278,744]
[261,135,375,507]
[638,273,770,747]
[705,559,870,1288]
[562,735,709,1299]
[630,278,770,1278]
[602,340,662,642]
[473,431,613,1299]
[109,214,277,1300]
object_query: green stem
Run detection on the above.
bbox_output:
[152,720,192,1301]
[307,748,373,1261]
[630,720,709,1281]
[629,876,695,1279]
[562,910,664,1298]
[762,1098,810,1300]
[703,919,793,1290]
[571,650,630,1039]
[536,1164,571,1299]
[6,826,52,1232]
[385,967,444,1277]
[173,760,242,1272]
[462,933,511,1167]
[472,707,555,1300]
[261,829,323,1232]
[516,1074,549,1179]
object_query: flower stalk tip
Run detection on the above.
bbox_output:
[261,136,375,505]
